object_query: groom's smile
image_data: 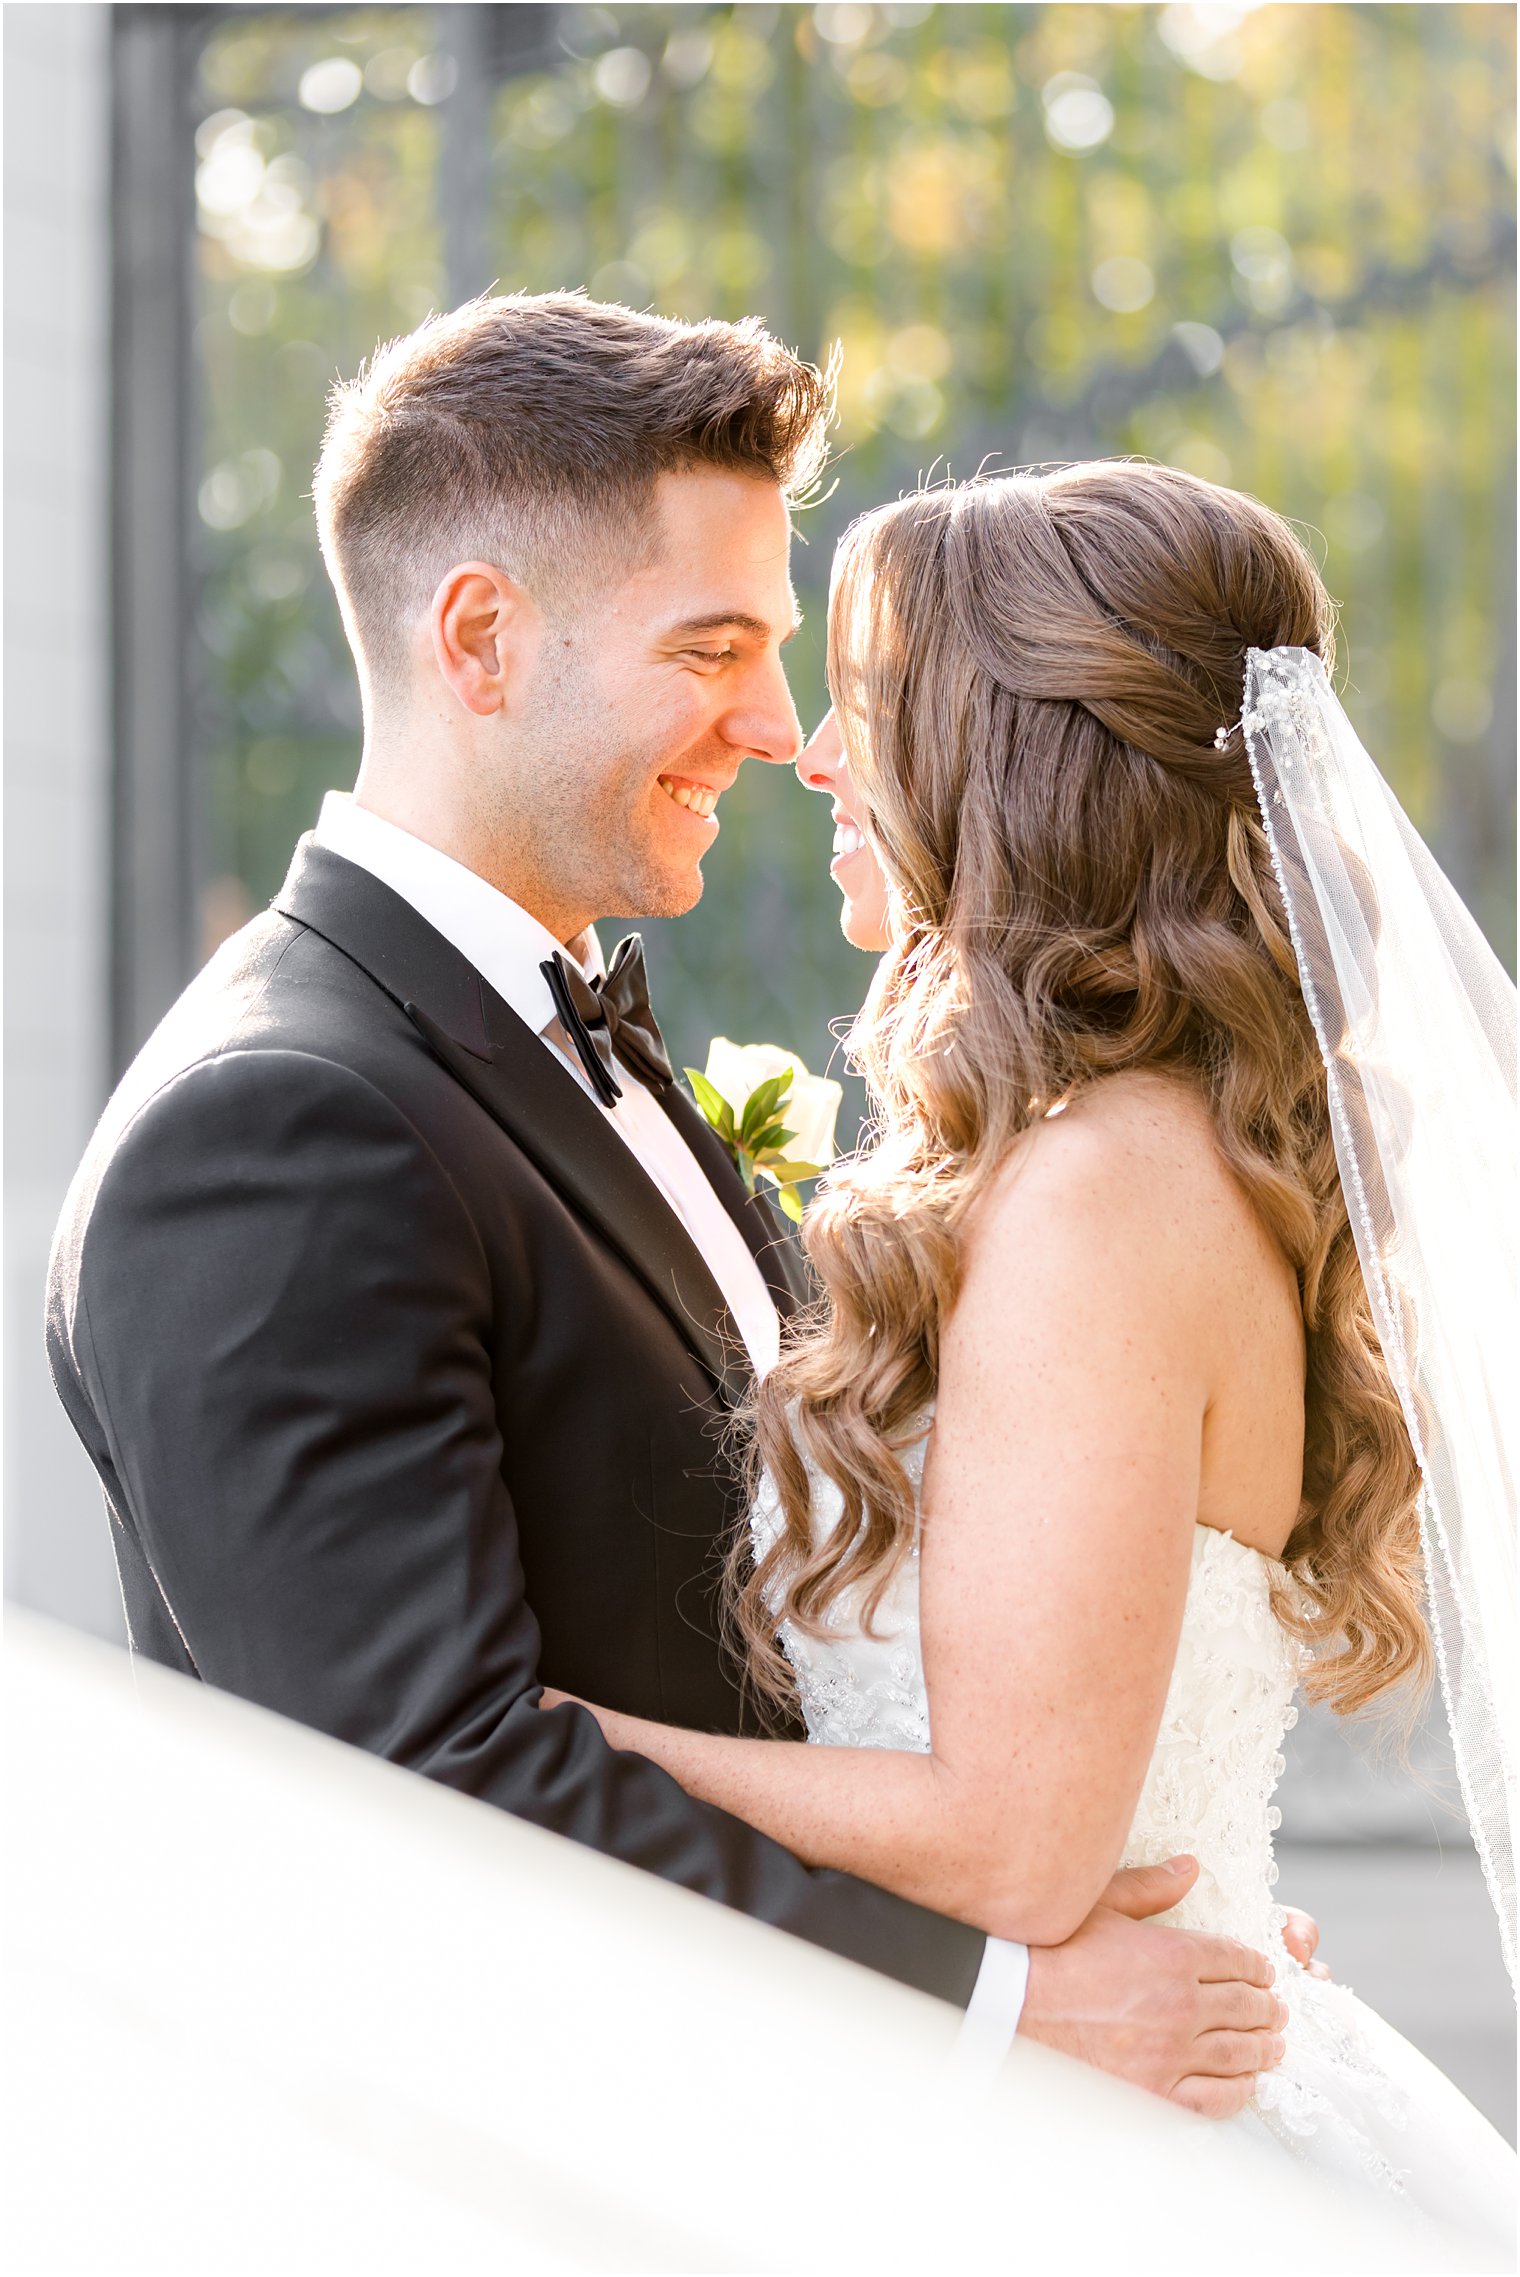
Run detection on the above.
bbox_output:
[655,774,725,821]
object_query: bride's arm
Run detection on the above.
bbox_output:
[555,1096,1213,1946]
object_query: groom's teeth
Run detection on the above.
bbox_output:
[658,777,717,817]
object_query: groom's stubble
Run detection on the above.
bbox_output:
[469,614,719,934]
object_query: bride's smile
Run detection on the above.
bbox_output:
[797,709,890,952]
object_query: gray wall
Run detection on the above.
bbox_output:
[3,1,122,1641]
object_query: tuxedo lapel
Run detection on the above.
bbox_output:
[274,840,753,1407]
[659,1083,810,1320]
[411,999,753,1407]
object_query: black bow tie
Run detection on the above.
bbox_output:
[540,934,673,1108]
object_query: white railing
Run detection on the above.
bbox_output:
[6,1613,1491,2274]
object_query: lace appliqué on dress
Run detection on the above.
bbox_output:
[750,1436,932,1755]
[1120,1525,1411,2194]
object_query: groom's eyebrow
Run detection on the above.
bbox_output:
[666,610,803,645]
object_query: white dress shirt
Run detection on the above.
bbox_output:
[311,791,1026,2050]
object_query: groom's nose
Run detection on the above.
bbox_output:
[720,653,803,768]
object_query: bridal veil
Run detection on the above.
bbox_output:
[1243,646,1517,1988]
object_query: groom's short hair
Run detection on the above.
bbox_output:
[314,291,831,698]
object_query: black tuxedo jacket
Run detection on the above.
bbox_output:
[46,838,983,2005]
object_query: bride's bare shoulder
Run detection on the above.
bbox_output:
[962,1069,1257,1285]
[988,1068,1223,1202]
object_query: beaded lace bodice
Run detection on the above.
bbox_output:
[750,1421,1411,2190]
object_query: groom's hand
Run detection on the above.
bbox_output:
[1017,1856,1288,2119]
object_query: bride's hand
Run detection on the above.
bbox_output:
[1279,1904,1331,1979]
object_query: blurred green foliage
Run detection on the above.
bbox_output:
[193,2,1516,1111]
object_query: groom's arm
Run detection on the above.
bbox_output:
[52,1045,984,2006]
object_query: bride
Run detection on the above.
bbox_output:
[544,462,1515,2245]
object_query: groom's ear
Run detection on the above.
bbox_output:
[428,562,543,719]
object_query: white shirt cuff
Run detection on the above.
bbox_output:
[950,1937,1029,2081]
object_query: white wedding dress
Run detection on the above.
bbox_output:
[752,1423,1516,2253]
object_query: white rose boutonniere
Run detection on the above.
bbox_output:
[685,1038,843,1223]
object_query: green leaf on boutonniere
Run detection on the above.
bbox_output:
[738,1073,792,1149]
[747,1123,797,1157]
[764,1158,823,1185]
[684,1067,738,1151]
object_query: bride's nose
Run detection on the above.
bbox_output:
[796,710,843,794]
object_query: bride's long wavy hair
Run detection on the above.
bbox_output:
[734,462,1429,1725]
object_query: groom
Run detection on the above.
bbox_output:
[47,293,1290,2109]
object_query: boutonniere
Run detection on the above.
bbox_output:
[685,1039,843,1224]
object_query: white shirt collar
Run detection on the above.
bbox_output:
[312,792,601,1033]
